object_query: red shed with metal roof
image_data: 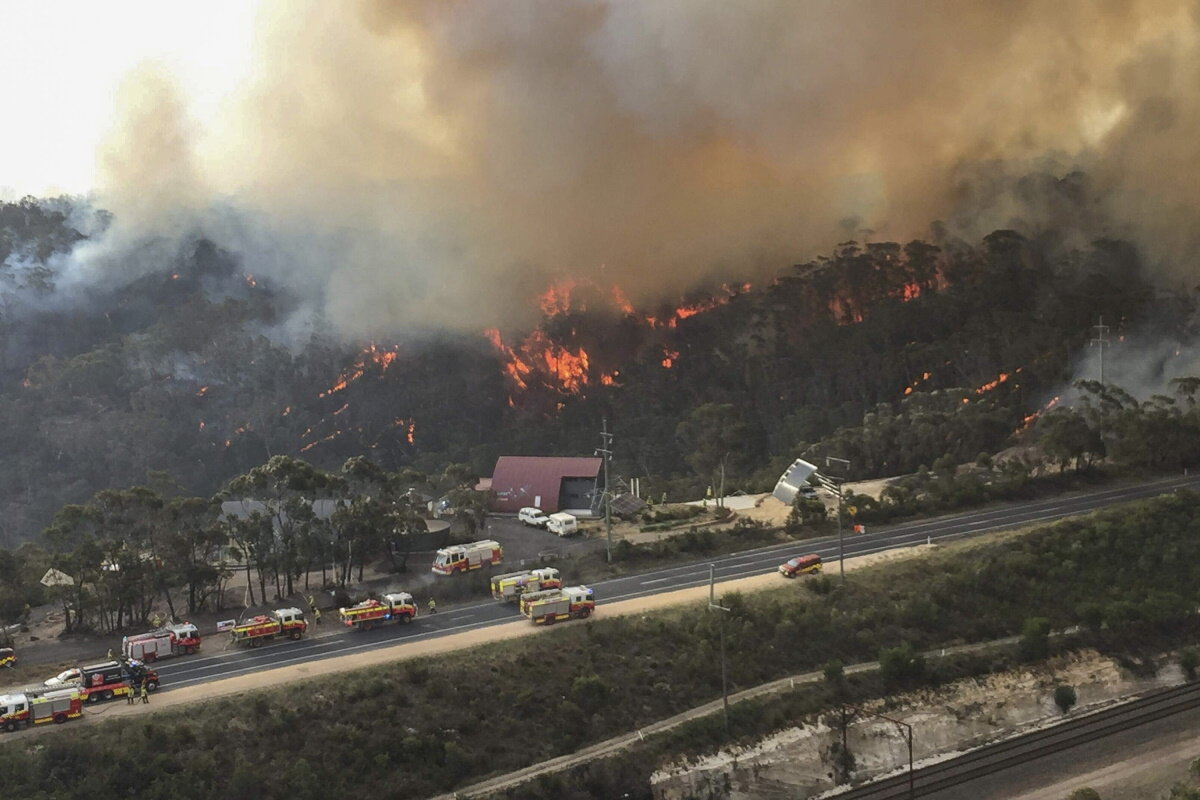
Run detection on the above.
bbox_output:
[490,456,602,514]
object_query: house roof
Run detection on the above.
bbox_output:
[490,456,602,513]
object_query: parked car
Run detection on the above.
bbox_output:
[779,554,823,578]
[546,512,579,537]
[44,668,81,687]
[518,507,549,527]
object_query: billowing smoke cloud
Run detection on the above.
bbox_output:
[79,0,1200,337]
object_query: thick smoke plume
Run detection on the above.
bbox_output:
[81,0,1200,337]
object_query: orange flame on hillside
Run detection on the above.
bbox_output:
[662,348,680,369]
[196,386,209,397]
[611,285,635,316]
[320,345,400,398]
[484,328,611,397]
[975,372,1010,394]
[902,371,933,396]
[394,418,416,444]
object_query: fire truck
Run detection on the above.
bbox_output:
[122,621,202,662]
[490,567,562,602]
[519,585,595,625]
[431,539,503,576]
[0,647,14,668]
[339,593,418,630]
[46,660,160,702]
[230,608,308,647]
[0,687,84,732]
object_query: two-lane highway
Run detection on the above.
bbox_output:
[149,474,1200,692]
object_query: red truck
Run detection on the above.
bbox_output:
[122,621,202,662]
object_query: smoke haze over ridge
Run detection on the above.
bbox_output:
[64,0,1200,336]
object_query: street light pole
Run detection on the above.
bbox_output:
[708,563,731,737]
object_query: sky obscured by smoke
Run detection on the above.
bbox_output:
[72,0,1200,335]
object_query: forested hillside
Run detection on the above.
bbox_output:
[0,196,1187,544]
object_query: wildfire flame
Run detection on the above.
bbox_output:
[320,345,400,398]
[662,348,680,369]
[484,327,610,397]
[1019,395,1062,431]
[196,386,209,397]
[902,371,933,396]
[975,372,1010,395]
[394,417,416,444]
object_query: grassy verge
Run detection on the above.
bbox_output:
[3,491,1200,800]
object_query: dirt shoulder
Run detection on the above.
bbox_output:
[9,546,928,736]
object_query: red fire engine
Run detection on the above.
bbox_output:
[122,621,202,662]
[520,586,596,625]
[0,687,84,732]
[431,539,503,576]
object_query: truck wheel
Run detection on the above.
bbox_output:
[4,719,16,732]
[185,645,196,655]
[250,638,261,648]
[144,652,157,663]
[399,613,412,624]
[290,629,303,640]
[361,621,373,632]
[578,607,591,619]
[543,614,556,625]
[53,712,67,724]
[452,567,462,575]
[146,680,159,692]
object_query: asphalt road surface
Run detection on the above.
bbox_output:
[140,474,1200,692]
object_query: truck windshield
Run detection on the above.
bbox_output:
[434,553,450,565]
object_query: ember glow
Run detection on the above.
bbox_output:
[902,371,933,396]
[662,348,680,369]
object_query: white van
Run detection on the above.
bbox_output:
[546,512,578,537]
[518,507,549,527]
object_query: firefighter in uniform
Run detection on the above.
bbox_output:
[126,682,136,705]
[314,607,322,625]
[428,598,437,614]
[140,682,149,704]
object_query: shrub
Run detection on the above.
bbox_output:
[1181,647,1199,681]
[1054,684,1077,714]
[879,642,926,690]
[1067,789,1101,800]
[1019,617,1052,661]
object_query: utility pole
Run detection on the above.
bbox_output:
[596,419,614,563]
[708,563,731,737]
[824,456,850,584]
[1092,317,1109,385]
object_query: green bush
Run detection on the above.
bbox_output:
[1054,684,1077,714]
[1019,617,1052,661]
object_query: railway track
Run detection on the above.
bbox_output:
[829,681,1200,799]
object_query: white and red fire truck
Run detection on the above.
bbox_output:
[490,567,562,602]
[0,687,83,732]
[230,608,308,647]
[519,585,595,624]
[339,593,418,630]
[122,621,202,662]
[431,539,503,576]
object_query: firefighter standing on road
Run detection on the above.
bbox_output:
[140,683,149,704]
[126,683,136,705]
[314,607,322,625]
[428,598,437,614]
